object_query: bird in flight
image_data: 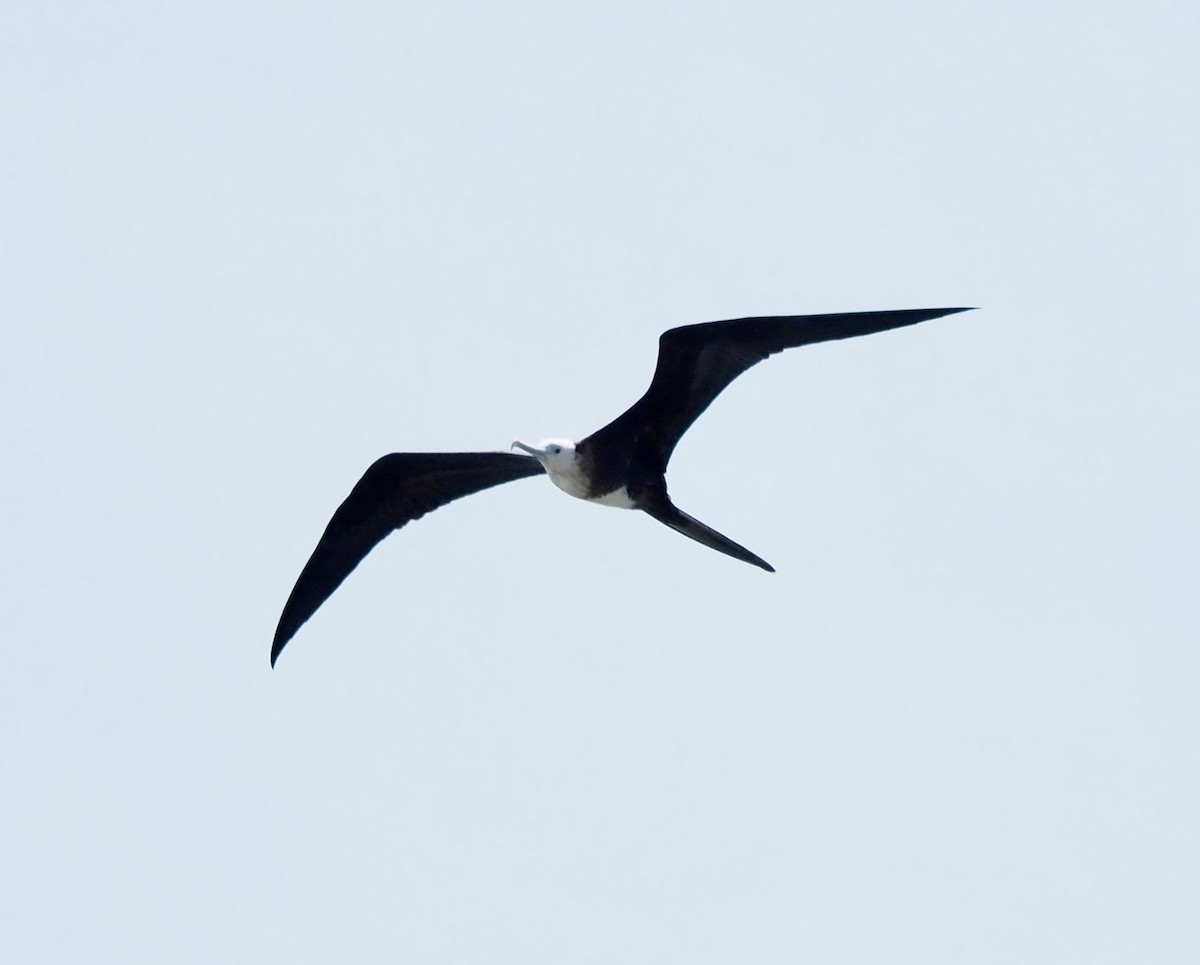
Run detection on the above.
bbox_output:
[271,307,972,665]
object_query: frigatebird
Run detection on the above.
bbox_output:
[271,307,971,664]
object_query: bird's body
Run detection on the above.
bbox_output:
[271,307,972,664]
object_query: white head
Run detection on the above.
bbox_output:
[511,438,588,499]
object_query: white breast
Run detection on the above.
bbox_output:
[543,461,592,500]
[588,485,636,509]
[544,465,635,509]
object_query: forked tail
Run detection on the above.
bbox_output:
[642,499,775,572]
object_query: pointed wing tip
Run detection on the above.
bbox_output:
[270,629,291,668]
[915,305,976,325]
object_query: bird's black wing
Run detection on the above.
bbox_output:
[583,308,973,470]
[271,452,545,665]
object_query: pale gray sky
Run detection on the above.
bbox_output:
[2,2,1196,962]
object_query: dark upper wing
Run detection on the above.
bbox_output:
[583,308,973,469]
[271,452,545,665]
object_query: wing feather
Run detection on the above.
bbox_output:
[271,452,544,665]
[583,308,972,470]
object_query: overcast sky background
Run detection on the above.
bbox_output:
[3,2,1196,962]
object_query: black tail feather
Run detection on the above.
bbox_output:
[642,500,775,572]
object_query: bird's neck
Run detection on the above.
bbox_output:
[543,449,591,500]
